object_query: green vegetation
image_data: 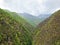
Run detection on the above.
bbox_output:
[0,8,60,45]
[0,8,33,45]
[33,10,60,45]
[19,13,42,27]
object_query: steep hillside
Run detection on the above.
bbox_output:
[0,8,33,45]
[38,14,51,20]
[4,9,35,32]
[33,10,60,45]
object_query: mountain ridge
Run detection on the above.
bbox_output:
[33,10,60,45]
[0,8,33,45]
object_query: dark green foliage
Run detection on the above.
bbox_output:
[1,8,60,45]
[0,8,32,45]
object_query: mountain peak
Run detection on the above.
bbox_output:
[51,10,60,19]
[57,10,60,12]
[53,10,60,15]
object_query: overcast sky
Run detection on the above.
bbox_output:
[0,0,60,16]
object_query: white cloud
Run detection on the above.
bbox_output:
[0,0,60,16]
[44,0,60,14]
[0,0,11,10]
[2,0,46,16]
[0,0,4,9]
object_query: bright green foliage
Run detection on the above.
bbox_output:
[0,8,32,45]
[1,8,60,45]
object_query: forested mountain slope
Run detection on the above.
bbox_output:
[0,8,33,45]
[33,10,60,45]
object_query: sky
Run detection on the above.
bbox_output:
[0,0,60,16]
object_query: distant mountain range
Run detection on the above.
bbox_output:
[19,13,51,27]
[38,14,51,20]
